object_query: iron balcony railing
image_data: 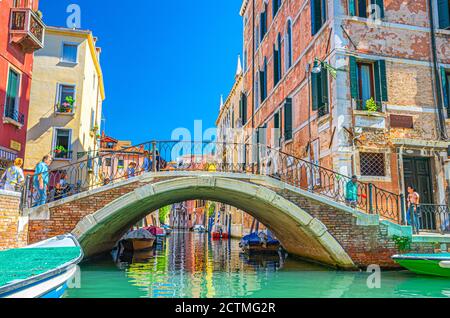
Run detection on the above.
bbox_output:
[409,204,450,234]
[10,8,45,52]
[20,140,408,224]
[3,106,25,125]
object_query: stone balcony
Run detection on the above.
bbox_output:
[9,8,45,53]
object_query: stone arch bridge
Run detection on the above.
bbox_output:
[25,171,433,269]
[22,141,441,269]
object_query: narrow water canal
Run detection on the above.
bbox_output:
[66,231,450,298]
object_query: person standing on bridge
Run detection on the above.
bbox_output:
[0,158,25,192]
[33,155,53,206]
[406,186,421,234]
[345,175,359,208]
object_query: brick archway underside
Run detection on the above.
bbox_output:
[73,176,355,269]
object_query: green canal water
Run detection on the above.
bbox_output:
[65,231,450,298]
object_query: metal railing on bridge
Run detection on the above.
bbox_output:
[21,140,406,225]
[410,204,450,234]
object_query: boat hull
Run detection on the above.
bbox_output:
[120,238,154,252]
[392,253,450,278]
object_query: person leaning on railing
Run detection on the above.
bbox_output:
[0,158,25,192]
[32,155,53,207]
[345,175,359,208]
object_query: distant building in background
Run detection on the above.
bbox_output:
[24,26,105,173]
[0,0,45,168]
[99,132,145,182]
[216,55,253,237]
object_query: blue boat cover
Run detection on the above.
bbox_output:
[240,232,279,246]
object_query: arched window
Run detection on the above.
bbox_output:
[273,33,282,86]
[260,58,267,103]
[273,0,282,18]
[285,19,293,70]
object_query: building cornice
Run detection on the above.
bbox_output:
[240,0,249,16]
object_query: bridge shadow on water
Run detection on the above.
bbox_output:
[65,231,450,298]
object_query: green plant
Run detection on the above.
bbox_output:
[65,95,75,105]
[365,97,378,113]
[208,202,216,217]
[35,10,43,20]
[392,235,412,252]
[54,145,67,153]
[159,206,171,224]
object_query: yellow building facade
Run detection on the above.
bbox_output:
[24,26,105,172]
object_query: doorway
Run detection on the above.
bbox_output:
[403,156,434,230]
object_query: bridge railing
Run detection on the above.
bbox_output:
[410,204,450,234]
[21,140,404,223]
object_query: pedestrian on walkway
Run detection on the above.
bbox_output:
[143,151,151,172]
[33,155,52,206]
[0,158,25,192]
[345,175,359,208]
[126,162,137,179]
[406,186,421,233]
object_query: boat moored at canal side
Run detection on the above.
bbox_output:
[392,253,450,278]
[0,234,83,298]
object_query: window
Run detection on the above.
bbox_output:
[56,84,75,112]
[118,159,124,169]
[441,67,450,116]
[243,49,247,72]
[350,57,387,111]
[360,152,385,177]
[255,73,260,109]
[239,92,247,126]
[437,0,450,29]
[90,109,95,131]
[4,69,21,122]
[349,0,385,18]
[273,34,282,86]
[273,0,282,18]
[259,58,267,103]
[311,0,327,35]
[284,98,293,141]
[273,111,281,147]
[285,20,293,70]
[311,67,329,117]
[260,3,268,42]
[61,43,78,63]
[54,129,72,159]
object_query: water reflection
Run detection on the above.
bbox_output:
[66,231,450,298]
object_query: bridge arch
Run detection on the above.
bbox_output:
[72,175,355,269]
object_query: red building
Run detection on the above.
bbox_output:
[0,0,45,168]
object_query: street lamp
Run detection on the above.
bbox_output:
[311,58,337,79]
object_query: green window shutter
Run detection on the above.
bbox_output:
[438,0,450,29]
[6,70,19,112]
[442,67,449,109]
[273,45,279,85]
[274,112,280,129]
[374,61,382,103]
[349,0,356,16]
[312,72,320,111]
[378,60,388,101]
[243,93,247,124]
[311,0,318,35]
[284,98,293,140]
[321,68,329,111]
[349,56,358,99]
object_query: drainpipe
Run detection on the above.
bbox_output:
[251,0,255,133]
[427,0,447,140]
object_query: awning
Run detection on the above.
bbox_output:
[0,148,18,162]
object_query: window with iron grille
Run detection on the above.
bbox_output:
[360,152,385,177]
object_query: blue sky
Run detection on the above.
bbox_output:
[39,0,243,144]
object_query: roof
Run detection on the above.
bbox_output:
[46,26,106,101]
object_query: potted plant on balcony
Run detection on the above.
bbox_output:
[57,96,75,113]
[54,145,67,156]
[365,98,379,115]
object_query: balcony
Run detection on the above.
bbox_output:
[3,106,25,128]
[10,8,45,53]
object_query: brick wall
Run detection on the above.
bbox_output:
[0,190,28,250]
[279,189,434,268]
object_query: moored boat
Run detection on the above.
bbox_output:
[239,231,281,254]
[0,234,83,298]
[392,253,450,277]
[119,229,155,252]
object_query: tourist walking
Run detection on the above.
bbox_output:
[33,155,53,206]
[0,158,25,192]
[406,186,421,233]
[345,175,359,208]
